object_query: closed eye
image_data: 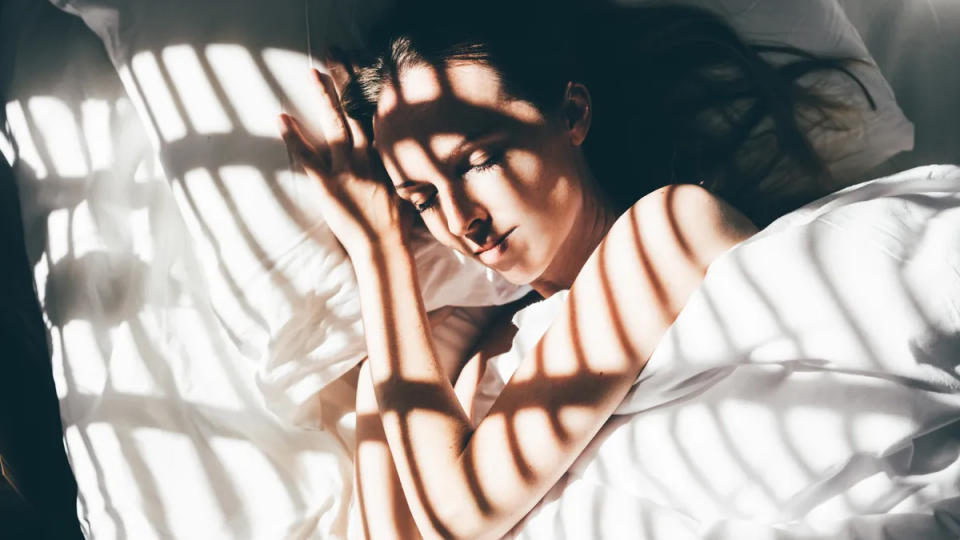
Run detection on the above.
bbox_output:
[460,149,504,178]
[407,149,503,213]
[412,191,439,213]
[469,158,498,174]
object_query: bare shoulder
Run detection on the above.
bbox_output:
[572,184,758,334]
[605,183,758,274]
[444,187,756,537]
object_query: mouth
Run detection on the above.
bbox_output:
[473,228,513,255]
[474,228,515,265]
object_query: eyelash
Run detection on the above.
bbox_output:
[412,153,502,214]
[414,194,438,213]
[468,156,500,175]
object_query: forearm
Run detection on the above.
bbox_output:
[351,238,477,538]
[355,361,422,540]
[350,231,645,539]
[354,305,489,539]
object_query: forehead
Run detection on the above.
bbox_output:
[373,61,544,157]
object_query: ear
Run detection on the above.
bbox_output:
[562,81,592,147]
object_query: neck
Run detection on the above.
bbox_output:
[531,174,616,298]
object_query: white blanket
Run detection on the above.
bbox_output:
[476,165,960,539]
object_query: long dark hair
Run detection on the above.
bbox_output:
[342,0,874,226]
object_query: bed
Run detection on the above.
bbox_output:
[1,0,958,538]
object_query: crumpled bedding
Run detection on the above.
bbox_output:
[1,1,518,537]
[476,165,960,539]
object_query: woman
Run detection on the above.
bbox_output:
[278,1,871,537]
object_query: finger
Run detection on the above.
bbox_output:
[346,114,369,150]
[312,68,352,166]
[321,47,353,94]
[319,49,369,148]
[278,113,314,160]
[278,113,330,173]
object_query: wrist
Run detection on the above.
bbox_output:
[346,225,409,258]
[349,230,414,282]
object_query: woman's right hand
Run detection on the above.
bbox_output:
[278,69,414,258]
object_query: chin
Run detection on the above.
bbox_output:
[483,260,531,286]
[498,258,549,287]
[504,271,537,287]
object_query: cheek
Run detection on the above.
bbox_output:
[503,165,583,270]
[505,147,579,214]
[500,151,583,269]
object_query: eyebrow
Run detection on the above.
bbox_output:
[393,124,502,189]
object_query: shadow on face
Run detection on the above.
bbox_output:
[372,60,604,289]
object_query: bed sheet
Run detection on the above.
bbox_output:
[2,2,351,537]
[477,165,960,539]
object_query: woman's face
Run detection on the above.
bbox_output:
[373,60,598,287]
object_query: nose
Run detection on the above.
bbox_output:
[441,188,488,242]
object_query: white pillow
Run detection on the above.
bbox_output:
[838,0,960,168]
[616,0,914,183]
[4,3,369,538]
[47,0,528,424]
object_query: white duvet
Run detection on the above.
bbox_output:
[476,165,960,539]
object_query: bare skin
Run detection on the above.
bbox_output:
[279,63,757,539]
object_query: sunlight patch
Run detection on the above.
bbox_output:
[6,100,48,179]
[162,45,232,135]
[131,51,188,142]
[262,48,326,124]
[29,96,88,177]
[206,44,281,138]
[82,99,112,171]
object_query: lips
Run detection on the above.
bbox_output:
[473,229,513,256]
[474,228,514,266]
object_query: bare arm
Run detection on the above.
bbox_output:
[277,68,755,538]
[355,184,756,539]
[354,305,507,539]
[355,360,422,540]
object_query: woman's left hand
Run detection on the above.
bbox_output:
[278,69,411,257]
